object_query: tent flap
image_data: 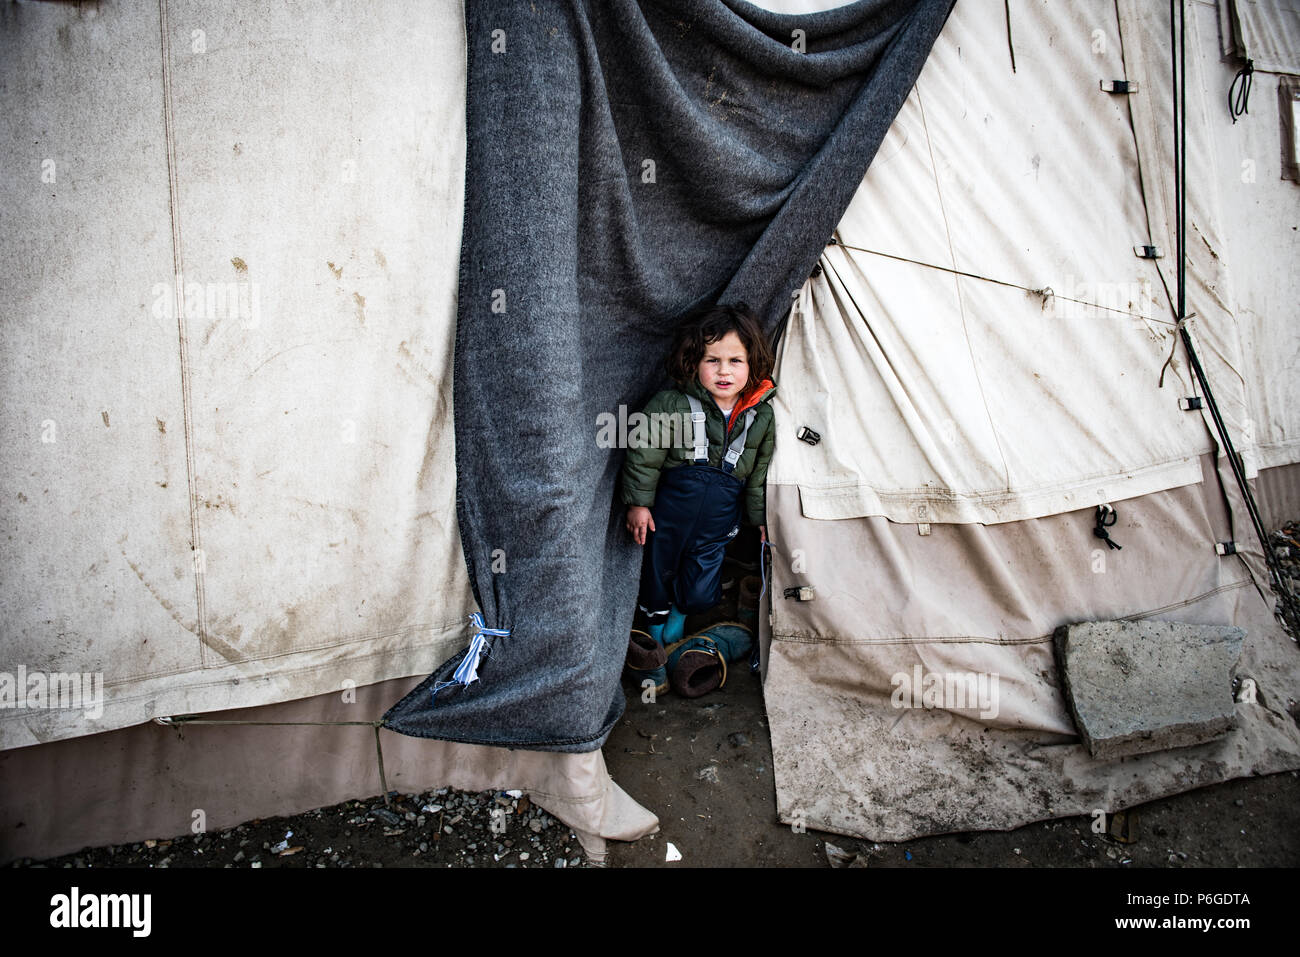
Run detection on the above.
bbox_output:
[1222,0,1300,75]
[380,0,955,751]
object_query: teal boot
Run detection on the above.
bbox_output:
[645,605,687,647]
[666,621,753,698]
[662,605,688,646]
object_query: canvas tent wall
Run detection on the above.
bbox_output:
[0,0,660,863]
[0,0,950,863]
[2,0,1298,865]
[760,0,1300,840]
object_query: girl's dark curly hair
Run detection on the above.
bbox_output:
[665,302,775,394]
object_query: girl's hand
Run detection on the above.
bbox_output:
[759,525,767,543]
[626,506,655,546]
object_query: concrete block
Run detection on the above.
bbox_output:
[1054,620,1244,760]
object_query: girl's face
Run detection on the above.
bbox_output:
[697,330,750,406]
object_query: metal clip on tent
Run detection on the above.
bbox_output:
[1100,79,1140,94]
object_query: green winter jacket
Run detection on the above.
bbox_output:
[619,375,777,527]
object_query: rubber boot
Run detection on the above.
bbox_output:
[666,621,753,698]
[662,605,687,646]
[624,628,667,697]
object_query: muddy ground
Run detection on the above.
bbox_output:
[603,659,1300,868]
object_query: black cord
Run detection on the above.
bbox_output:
[1094,505,1122,550]
[1004,0,1016,74]
[1229,58,1253,123]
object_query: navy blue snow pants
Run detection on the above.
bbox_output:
[638,463,744,619]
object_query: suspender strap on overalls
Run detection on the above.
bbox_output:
[686,395,756,474]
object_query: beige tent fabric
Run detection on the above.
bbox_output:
[0,0,658,855]
[766,596,1300,843]
[1117,0,1251,474]
[762,455,1300,841]
[767,450,1253,705]
[0,675,658,865]
[759,0,1300,841]
[776,249,1207,525]
[0,0,480,748]
[4,0,1295,855]
[769,0,1217,527]
[1116,0,1297,591]
[1220,0,1300,75]
[1256,461,1300,531]
[1198,49,1300,470]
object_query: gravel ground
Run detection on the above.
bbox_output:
[1270,520,1300,637]
[12,721,1297,870]
[12,788,595,869]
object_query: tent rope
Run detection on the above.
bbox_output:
[1003,0,1016,74]
[1093,505,1123,550]
[831,241,1182,326]
[1229,58,1253,123]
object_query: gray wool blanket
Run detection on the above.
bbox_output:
[382,0,955,750]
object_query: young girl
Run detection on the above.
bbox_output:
[620,303,776,694]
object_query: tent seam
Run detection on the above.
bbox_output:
[155,0,210,670]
